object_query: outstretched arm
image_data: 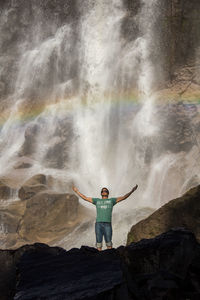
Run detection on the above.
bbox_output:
[116,184,138,203]
[72,186,93,203]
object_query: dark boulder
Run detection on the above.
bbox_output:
[1,229,200,299]
[121,228,200,300]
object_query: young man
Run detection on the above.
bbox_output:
[72,184,138,251]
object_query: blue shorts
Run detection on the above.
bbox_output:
[95,222,112,248]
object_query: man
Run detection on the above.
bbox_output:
[72,184,138,251]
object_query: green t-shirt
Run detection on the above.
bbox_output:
[92,197,117,223]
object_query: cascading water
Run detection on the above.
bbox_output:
[0,0,200,248]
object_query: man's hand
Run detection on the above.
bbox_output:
[116,184,138,203]
[132,184,138,192]
[72,186,78,193]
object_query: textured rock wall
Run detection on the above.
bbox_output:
[123,0,200,96]
[1,0,200,102]
[0,0,79,104]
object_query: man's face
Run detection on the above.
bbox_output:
[101,188,109,197]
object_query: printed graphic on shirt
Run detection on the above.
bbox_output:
[92,198,117,222]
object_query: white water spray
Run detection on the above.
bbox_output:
[0,0,199,249]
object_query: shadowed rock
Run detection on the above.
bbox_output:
[121,228,200,300]
[0,229,200,300]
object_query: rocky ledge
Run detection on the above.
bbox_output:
[0,228,200,300]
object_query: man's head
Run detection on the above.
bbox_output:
[101,187,109,198]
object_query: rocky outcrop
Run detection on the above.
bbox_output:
[42,116,73,169]
[18,174,47,200]
[127,185,200,245]
[0,190,91,249]
[0,201,26,249]
[18,191,79,244]
[13,156,34,169]
[0,180,12,200]
[0,173,91,249]
[18,124,39,157]
[0,228,200,300]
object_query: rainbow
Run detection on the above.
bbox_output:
[0,88,200,128]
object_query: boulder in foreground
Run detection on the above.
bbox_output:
[0,228,200,300]
[127,185,200,245]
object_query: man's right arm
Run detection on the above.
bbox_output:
[116,184,138,203]
[72,186,93,203]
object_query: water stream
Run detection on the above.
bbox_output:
[0,0,199,247]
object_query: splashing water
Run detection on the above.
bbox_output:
[0,0,199,248]
[69,0,156,194]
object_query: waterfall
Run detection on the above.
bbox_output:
[0,0,199,248]
[69,0,126,194]
[59,0,163,248]
[69,0,161,199]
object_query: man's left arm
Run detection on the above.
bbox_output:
[116,184,138,203]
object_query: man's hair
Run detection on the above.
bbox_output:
[101,187,109,195]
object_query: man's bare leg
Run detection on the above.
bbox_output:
[107,246,112,249]
[97,247,102,251]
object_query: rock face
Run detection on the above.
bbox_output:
[18,174,47,200]
[163,0,200,77]
[151,102,200,156]
[160,0,200,96]
[127,185,200,245]
[0,201,26,249]
[156,102,199,153]
[18,191,79,243]
[0,180,12,200]
[0,173,87,249]
[0,229,200,300]
[123,0,200,99]
[0,0,78,102]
